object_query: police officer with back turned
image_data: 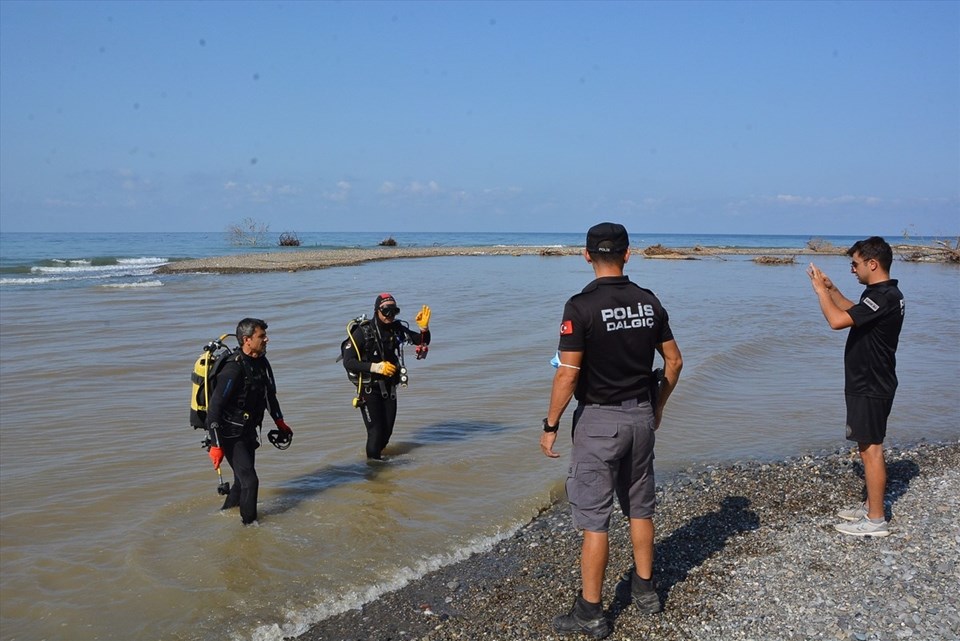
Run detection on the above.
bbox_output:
[541,222,683,638]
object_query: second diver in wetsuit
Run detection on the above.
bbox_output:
[341,293,431,460]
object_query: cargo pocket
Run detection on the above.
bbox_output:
[573,409,620,442]
[565,461,610,513]
[587,420,620,438]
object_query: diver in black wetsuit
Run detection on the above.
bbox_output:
[206,318,292,525]
[341,293,431,460]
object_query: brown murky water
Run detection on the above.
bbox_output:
[2,254,957,640]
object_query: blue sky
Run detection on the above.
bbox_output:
[1,1,957,235]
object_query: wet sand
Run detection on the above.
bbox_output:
[154,245,846,274]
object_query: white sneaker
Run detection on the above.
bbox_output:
[834,517,889,537]
[836,503,868,521]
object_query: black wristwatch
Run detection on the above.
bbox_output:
[542,417,559,433]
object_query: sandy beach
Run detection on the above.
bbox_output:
[297,440,959,641]
[154,244,848,275]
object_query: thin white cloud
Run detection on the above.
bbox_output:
[616,197,664,210]
[480,186,522,198]
[773,194,884,207]
[221,181,300,203]
[324,180,351,202]
[39,168,155,210]
[109,168,153,192]
[379,179,444,198]
[409,180,441,195]
[775,194,809,204]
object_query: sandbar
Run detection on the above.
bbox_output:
[154,245,847,275]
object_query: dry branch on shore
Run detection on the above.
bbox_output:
[806,238,837,252]
[642,244,693,259]
[753,256,796,265]
[895,239,960,263]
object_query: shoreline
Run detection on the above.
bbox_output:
[154,245,848,275]
[297,440,959,641]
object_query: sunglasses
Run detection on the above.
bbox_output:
[379,305,400,316]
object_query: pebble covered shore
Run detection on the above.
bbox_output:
[298,440,959,641]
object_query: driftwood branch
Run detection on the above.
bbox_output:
[895,239,959,264]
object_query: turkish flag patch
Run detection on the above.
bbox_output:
[560,320,573,335]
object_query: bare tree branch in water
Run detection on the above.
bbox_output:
[226,217,270,246]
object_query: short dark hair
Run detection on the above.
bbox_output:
[587,250,627,267]
[236,318,267,345]
[847,236,893,271]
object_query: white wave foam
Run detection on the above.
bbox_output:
[118,257,169,265]
[245,523,523,641]
[0,276,69,285]
[99,280,163,289]
[34,264,127,275]
[32,257,168,276]
[7,259,166,286]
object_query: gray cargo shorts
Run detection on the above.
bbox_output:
[565,398,656,532]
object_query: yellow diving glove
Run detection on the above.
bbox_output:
[371,361,397,377]
[370,361,397,378]
[415,305,431,331]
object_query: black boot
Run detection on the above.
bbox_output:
[552,593,612,639]
[615,568,662,614]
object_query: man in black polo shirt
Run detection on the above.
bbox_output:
[808,236,905,537]
[540,222,683,638]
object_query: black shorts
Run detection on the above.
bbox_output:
[845,394,894,445]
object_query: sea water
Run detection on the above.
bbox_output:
[1,232,957,641]
[0,231,879,290]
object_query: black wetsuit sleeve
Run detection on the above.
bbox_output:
[342,326,374,374]
[401,323,430,346]
[265,358,282,422]
[206,360,244,437]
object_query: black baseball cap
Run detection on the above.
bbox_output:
[586,222,629,253]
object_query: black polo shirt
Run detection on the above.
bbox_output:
[558,276,674,405]
[844,279,904,399]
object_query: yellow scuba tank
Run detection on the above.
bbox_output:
[189,334,234,429]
